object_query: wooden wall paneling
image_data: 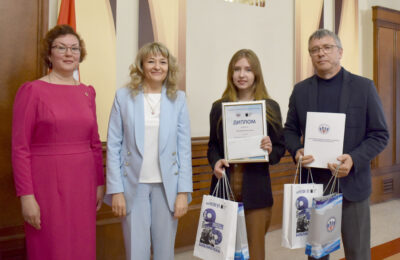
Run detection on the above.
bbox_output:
[0,0,48,259]
[94,138,297,254]
[371,165,400,204]
[96,215,125,260]
[269,153,296,230]
[376,26,395,168]
[396,31,400,165]
[175,138,211,250]
[371,6,400,203]
[173,138,297,251]
[95,145,125,260]
[373,6,400,26]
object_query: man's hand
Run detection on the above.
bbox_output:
[328,154,353,178]
[295,148,314,166]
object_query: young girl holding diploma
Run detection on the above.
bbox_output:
[207,49,285,260]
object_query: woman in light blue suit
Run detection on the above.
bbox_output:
[105,42,192,260]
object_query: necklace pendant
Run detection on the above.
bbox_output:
[151,111,155,115]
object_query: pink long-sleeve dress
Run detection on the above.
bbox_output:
[11,80,104,260]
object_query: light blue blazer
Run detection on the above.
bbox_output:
[105,86,192,213]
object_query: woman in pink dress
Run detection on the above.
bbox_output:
[11,24,105,260]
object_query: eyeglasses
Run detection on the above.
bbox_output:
[309,44,338,56]
[51,45,81,54]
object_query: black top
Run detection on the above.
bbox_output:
[317,68,343,113]
[207,98,285,209]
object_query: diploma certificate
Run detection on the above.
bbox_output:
[222,100,268,163]
[304,112,346,169]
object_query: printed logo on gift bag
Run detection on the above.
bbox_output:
[295,196,311,236]
[326,217,336,232]
[198,207,224,253]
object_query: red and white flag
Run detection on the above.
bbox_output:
[57,0,79,80]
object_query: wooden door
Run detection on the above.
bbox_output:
[0,1,48,259]
[371,6,400,202]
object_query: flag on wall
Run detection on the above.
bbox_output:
[57,0,79,80]
[57,0,76,30]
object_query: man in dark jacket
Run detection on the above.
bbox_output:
[284,29,389,260]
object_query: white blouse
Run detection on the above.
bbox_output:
[139,93,162,183]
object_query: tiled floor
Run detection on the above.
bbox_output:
[175,199,400,260]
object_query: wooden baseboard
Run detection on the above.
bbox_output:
[340,238,400,260]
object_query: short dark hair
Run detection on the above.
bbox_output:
[308,29,343,49]
[41,24,87,68]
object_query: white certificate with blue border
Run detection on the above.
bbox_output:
[304,112,346,169]
[222,100,268,163]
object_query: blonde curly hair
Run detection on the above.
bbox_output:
[128,42,179,99]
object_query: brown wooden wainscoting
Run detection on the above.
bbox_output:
[0,226,26,260]
[93,137,299,258]
[370,164,400,204]
[0,0,48,259]
[174,137,299,251]
[2,137,399,259]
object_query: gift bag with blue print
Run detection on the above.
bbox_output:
[282,159,323,249]
[194,175,238,260]
[306,170,343,259]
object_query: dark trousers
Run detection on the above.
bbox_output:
[308,197,371,260]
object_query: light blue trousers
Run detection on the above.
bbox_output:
[122,183,178,260]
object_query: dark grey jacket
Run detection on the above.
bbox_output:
[284,68,389,201]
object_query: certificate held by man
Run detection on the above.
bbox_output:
[222,100,268,163]
[304,112,346,169]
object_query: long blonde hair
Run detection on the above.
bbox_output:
[128,42,179,99]
[221,49,281,130]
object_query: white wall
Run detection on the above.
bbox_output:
[116,0,139,91]
[186,0,294,137]
[186,0,400,137]
[47,0,400,138]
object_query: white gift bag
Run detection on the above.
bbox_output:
[234,203,249,260]
[194,175,238,260]
[281,159,323,249]
[306,171,343,259]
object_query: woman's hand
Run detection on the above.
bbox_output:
[174,193,188,219]
[111,193,126,217]
[96,185,105,211]
[213,159,229,179]
[260,136,273,154]
[20,195,41,230]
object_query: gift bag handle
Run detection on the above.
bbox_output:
[211,169,236,201]
[212,172,222,197]
[293,157,315,184]
[222,170,236,201]
[323,165,340,195]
